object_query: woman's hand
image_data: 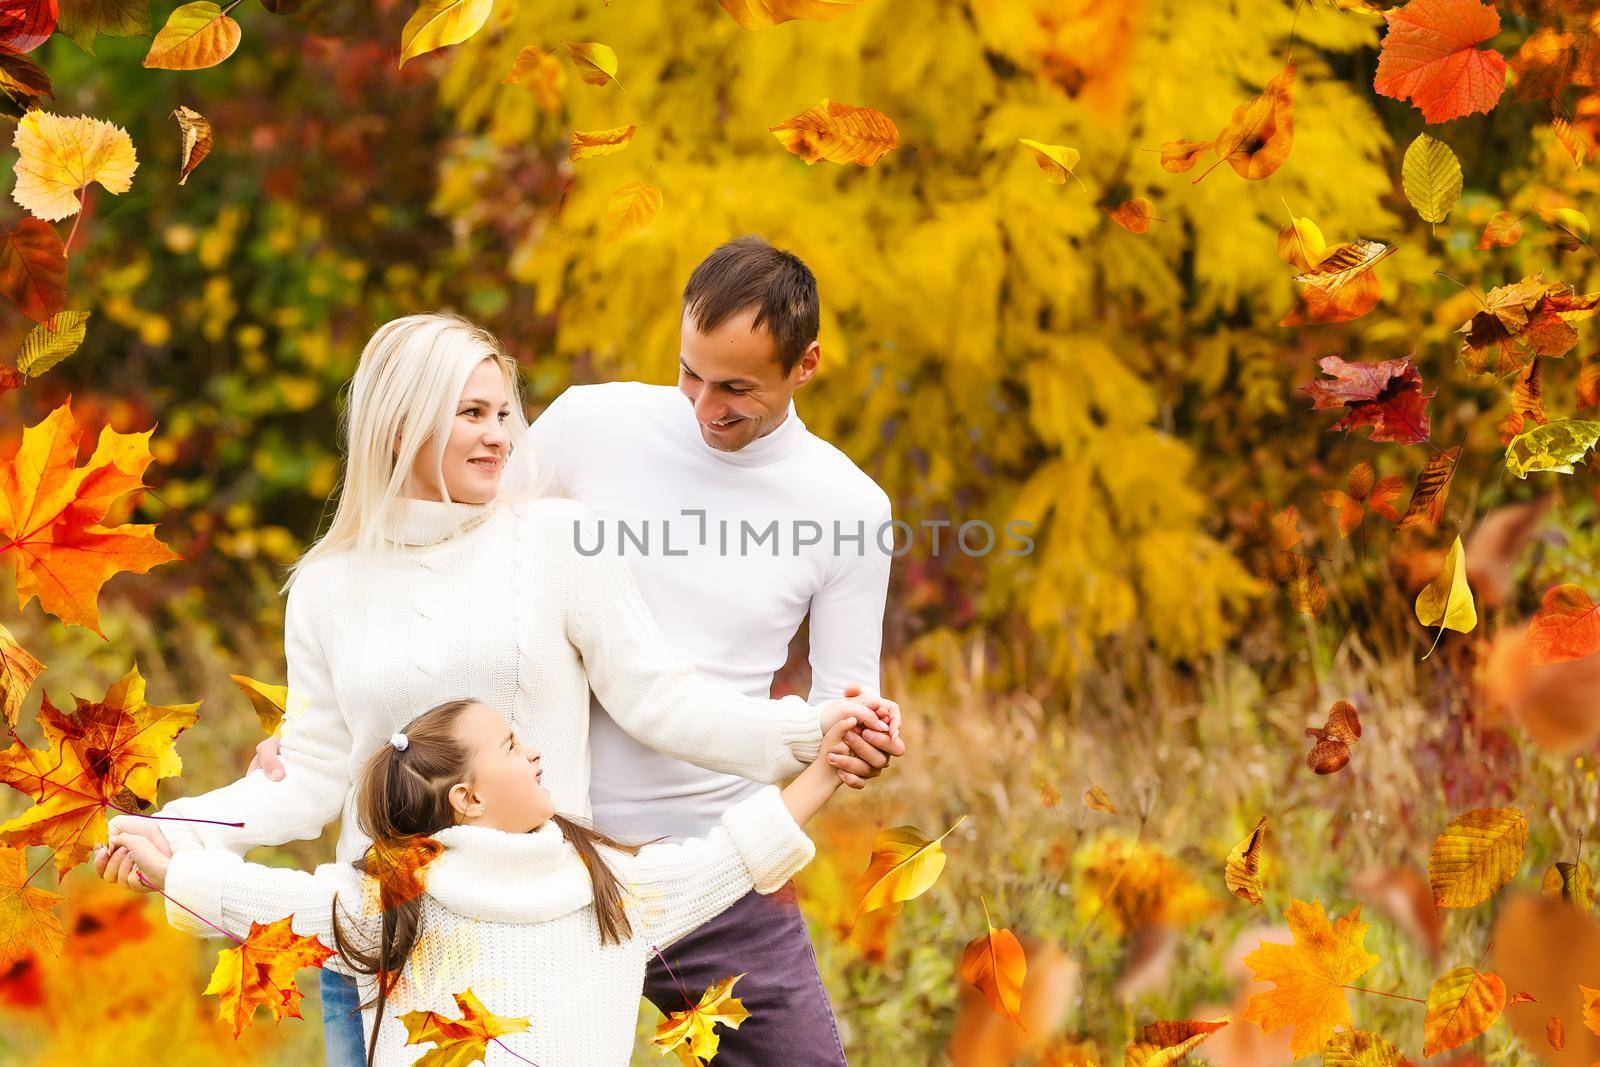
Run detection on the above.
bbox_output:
[819,684,906,788]
[93,821,173,893]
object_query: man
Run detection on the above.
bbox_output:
[252,235,901,1064]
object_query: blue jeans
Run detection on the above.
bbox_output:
[321,969,367,1067]
[643,881,848,1065]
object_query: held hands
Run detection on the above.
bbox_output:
[818,683,906,789]
[92,820,173,893]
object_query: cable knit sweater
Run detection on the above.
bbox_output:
[138,493,825,932]
[163,786,815,1067]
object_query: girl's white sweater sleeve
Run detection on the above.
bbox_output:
[560,503,824,781]
[615,784,816,950]
[162,849,376,973]
[118,575,355,933]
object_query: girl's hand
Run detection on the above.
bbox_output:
[784,717,861,825]
[94,824,171,892]
[822,684,906,788]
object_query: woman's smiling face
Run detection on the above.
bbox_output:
[447,701,554,833]
[409,358,512,504]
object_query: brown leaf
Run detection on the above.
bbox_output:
[1301,354,1433,444]
[1398,447,1461,530]
[172,105,213,186]
[1305,701,1361,775]
[1477,211,1523,249]
[0,215,64,323]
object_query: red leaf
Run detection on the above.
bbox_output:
[0,0,55,53]
[1527,584,1600,665]
[0,216,64,323]
[1374,0,1507,123]
[1301,355,1435,445]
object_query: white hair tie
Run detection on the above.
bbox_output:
[389,732,409,752]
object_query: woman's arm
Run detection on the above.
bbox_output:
[108,575,357,931]
[555,501,890,783]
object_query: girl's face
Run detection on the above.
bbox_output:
[408,357,512,504]
[448,701,555,833]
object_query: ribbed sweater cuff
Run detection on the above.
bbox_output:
[720,785,815,894]
[164,850,244,938]
[774,694,823,767]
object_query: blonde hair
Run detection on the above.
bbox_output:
[284,312,533,592]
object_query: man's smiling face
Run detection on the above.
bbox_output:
[678,305,817,452]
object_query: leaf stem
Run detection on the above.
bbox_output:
[1341,983,1425,1005]
[649,942,698,1011]
[489,1037,541,1066]
[107,802,245,829]
[137,870,244,945]
[63,187,85,258]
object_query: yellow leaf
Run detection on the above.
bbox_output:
[768,98,900,166]
[1423,966,1506,1055]
[1225,816,1267,906]
[1018,139,1087,189]
[1401,132,1462,225]
[503,46,564,112]
[228,674,288,735]
[399,987,530,1065]
[17,310,90,378]
[142,2,241,71]
[399,0,493,68]
[1429,807,1527,908]
[12,111,138,222]
[854,815,966,917]
[718,0,871,30]
[569,125,636,162]
[1540,861,1595,910]
[1239,898,1379,1058]
[959,897,1027,1026]
[563,40,620,88]
[651,973,750,1064]
[0,621,44,732]
[1124,1018,1230,1067]
[0,843,64,969]
[1082,785,1117,814]
[1414,536,1476,635]
[1321,1030,1402,1067]
[171,105,213,186]
[1506,419,1600,478]
[603,181,661,243]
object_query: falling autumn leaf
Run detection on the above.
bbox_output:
[1305,701,1361,775]
[569,125,636,162]
[56,0,150,52]
[1301,354,1433,445]
[1401,132,1462,225]
[1239,898,1379,1059]
[1322,1029,1403,1067]
[652,973,749,1066]
[1167,62,1295,184]
[0,0,56,53]
[399,0,491,68]
[959,897,1027,1027]
[1105,197,1159,233]
[1281,236,1394,326]
[603,180,661,243]
[0,42,51,100]
[854,815,966,919]
[1497,358,1548,446]
[1374,0,1506,123]
[1477,211,1524,250]
[770,99,899,166]
[0,621,44,731]
[563,40,621,89]
[227,673,287,733]
[1582,985,1600,1038]
[1398,446,1460,530]
[1549,1013,1566,1050]
[171,105,211,185]
[1579,357,1600,410]
[1039,782,1061,807]
[0,666,199,874]
[718,0,871,30]
[1083,785,1117,814]
[1225,817,1267,905]
[16,309,88,378]
[0,844,62,970]
[12,110,138,223]
[503,46,565,112]
[1423,966,1507,1055]
[1125,1018,1231,1067]
[0,215,64,322]
[1506,419,1600,478]
[1415,536,1477,639]
[1018,139,1087,190]
[205,914,334,1036]
[1457,273,1600,376]
[1430,807,1527,908]
[142,1,241,70]
[1322,461,1404,539]
[0,401,181,634]
[1526,585,1600,665]
[362,834,444,911]
[1541,860,1595,910]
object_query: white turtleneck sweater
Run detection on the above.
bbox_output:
[136,493,826,932]
[162,785,814,1067]
[506,383,893,842]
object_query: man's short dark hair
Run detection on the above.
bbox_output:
[681,235,820,373]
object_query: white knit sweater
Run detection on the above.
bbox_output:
[162,785,815,1066]
[138,493,825,932]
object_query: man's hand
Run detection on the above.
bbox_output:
[93,820,173,893]
[819,683,906,789]
[248,734,285,781]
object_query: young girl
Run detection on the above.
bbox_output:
[101,697,867,1066]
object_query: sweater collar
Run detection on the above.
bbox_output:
[382,495,496,547]
[678,395,807,468]
[423,821,597,923]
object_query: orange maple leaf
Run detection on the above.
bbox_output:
[204,914,335,1037]
[1162,61,1294,184]
[0,400,180,636]
[0,844,63,970]
[1374,0,1507,124]
[399,987,531,1066]
[1322,461,1405,539]
[0,665,199,875]
[653,973,751,1065]
[1240,898,1380,1058]
[362,834,445,912]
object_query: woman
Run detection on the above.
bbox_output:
[104,312,900,1066]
